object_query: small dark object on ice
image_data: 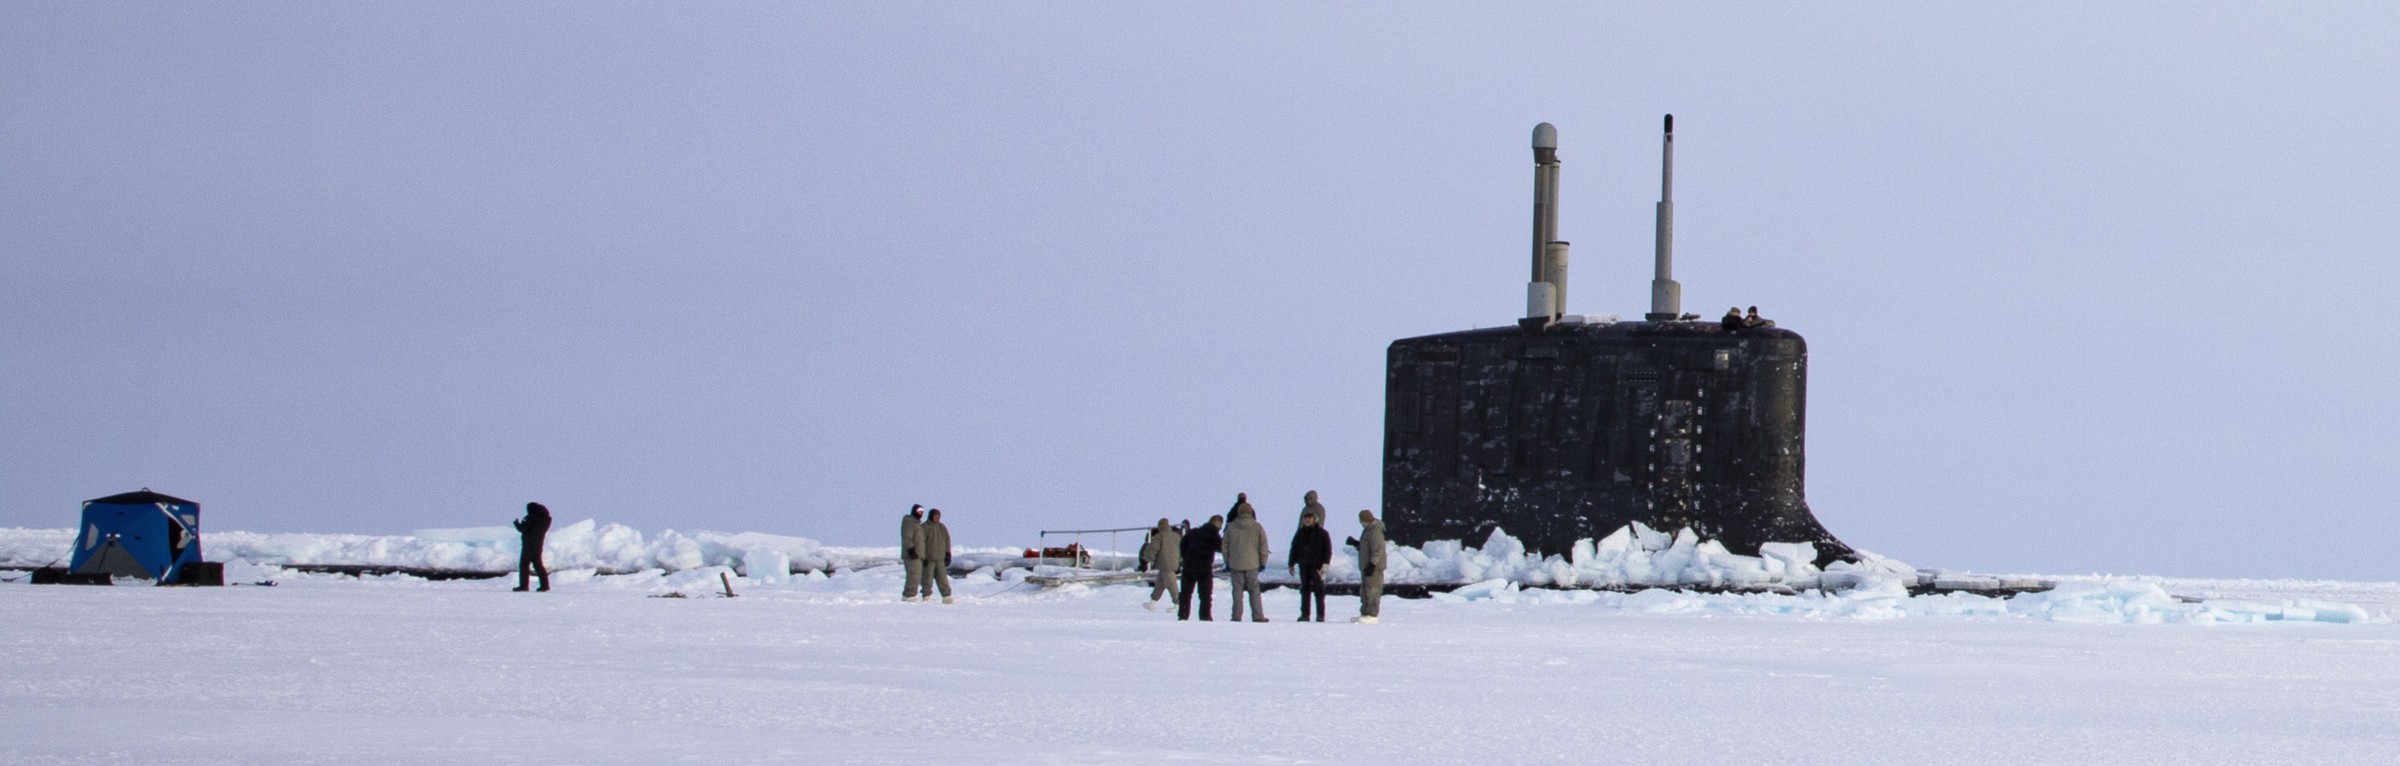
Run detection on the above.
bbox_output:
[30,567,109,585]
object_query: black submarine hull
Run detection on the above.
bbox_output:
[1382,319,1851,564]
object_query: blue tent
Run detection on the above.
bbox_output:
[70,489,204,583]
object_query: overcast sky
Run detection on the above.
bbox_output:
[5,3,2396,580]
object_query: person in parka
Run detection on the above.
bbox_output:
[1177,515,1223,621]
[1220,493,1272,623]
[513,501,552,592]
[1349,509,1386,623]
[918,508,955,604]
[901,505,926,602]
[1141,517,1182,610]
[1288,492,1333,622]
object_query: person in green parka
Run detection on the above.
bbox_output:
[1222,493,1271,623]
[1141,517,1181,610]
[919,508,954,604]
[900,505,926,602]
[1351,509,1386,623]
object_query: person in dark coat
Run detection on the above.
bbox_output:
[1177,514,1224,621]
[1721,307,1745,331]
[1744,305,1773,328]
[512,501,552,592]
[1288,493,1333,622]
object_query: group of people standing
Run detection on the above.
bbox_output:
[1139,491,1386,624]
[885,494,1387,622]
[897,505,955,603]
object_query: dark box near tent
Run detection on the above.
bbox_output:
[67,489,215,585]
[176,562,225,586]
[29,568,108,585]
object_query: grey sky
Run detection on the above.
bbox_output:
[5,3,2395,579]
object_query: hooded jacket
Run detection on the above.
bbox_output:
[919,519,952,565]
[1180,520,1221,576]
[900,513,923,560]
[1356,518,1387,576]
[1221,505,1271,572]
[514,504,552,546]
[1289,516,1332,572]
[1143,523,1182,575]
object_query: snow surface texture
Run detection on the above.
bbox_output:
[8,565,2400,765]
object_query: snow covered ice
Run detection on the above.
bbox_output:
[8,525,2400,764]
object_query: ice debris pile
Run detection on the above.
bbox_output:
[1367,522,1890,590]
[0,520,867,581]
[0,520,1040,582]
[205,520,849,578]
[0,527,75,569]
[1354,523,2379,625]
[1432,575,2376,624]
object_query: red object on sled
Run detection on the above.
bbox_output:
[1024,543,1084,559]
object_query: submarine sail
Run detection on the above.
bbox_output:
[1381,118,1852,563]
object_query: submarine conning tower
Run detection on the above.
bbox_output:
[1382,117,1854,565]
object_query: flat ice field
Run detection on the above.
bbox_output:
[9,567,2400,765]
